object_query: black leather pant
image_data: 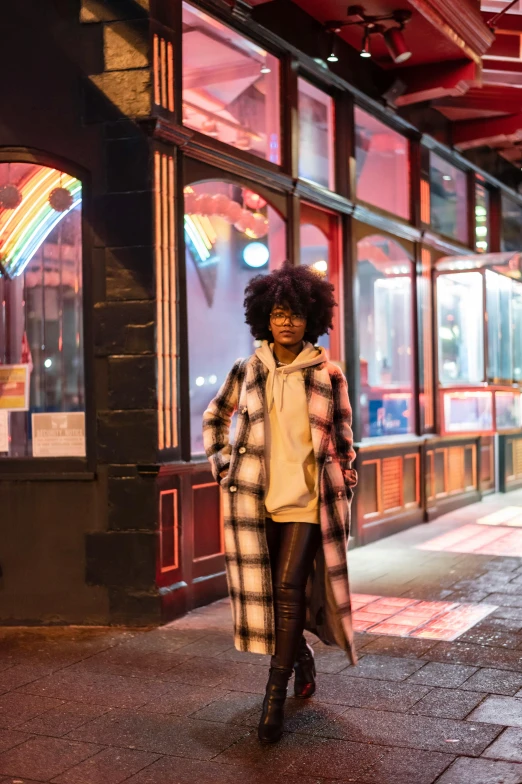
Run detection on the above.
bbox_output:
[265,519,322,670]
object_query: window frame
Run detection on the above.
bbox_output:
[428,150,471,247]
[180,1,286,173]
[0,148,94,478]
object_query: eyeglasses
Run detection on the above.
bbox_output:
[270,310,306,326]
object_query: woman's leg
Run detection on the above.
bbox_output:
[267,521,322,670]
[259,520,321,743]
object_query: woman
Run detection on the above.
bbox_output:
[203,263,358,744]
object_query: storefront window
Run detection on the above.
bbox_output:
[182,3,280,164]
[486,270,513,382]
[501,195,522,252]
[430,153,468,243]
[443,390,493,434]
[355,107,409,220]
[0,162,84,458]
[475,182,489,253]
[513,281,522,382]
[358,235,415,438]
[496,391,522,430]
[298,78,334,190]
[437,272,484,385]
[185,181,285,454]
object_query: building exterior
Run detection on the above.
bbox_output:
[3,0,522,625]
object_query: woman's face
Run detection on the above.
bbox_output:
[269,302,307,347]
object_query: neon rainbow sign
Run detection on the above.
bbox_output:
[0,167,82,278]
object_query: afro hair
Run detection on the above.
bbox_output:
[243,262,336,345]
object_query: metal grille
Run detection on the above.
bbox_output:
[382,456,402,511]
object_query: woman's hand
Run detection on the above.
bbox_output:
[343,468,358,488]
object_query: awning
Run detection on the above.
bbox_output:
[436,251,522,278]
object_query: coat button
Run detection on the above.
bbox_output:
[337,491,343,499]
[325,456,332,463]
[238,447,246,454]
[241,407,247,414]
[229,485,237,493]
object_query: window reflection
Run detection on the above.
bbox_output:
[182,3,280,163]
[430,154,468,243]
[355,107,409,220]
[437,272,484,385]
[358,235,414,438]
[486,270,513,382]
[298,79,334,190]
[185,181,285,454]
[0,162,84,458]
[475,182,489,253]
[501,195,522,252]
[300,222,331,353]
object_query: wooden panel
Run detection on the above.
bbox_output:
[193,482,223,561]
[481,440,493,484]
[515,439,522,477]
[382,456,402,511]
[404,454,419,507]
[434,449,446,496]
[361,460,380,517]
[464,445,475,490]
[448,446,465,494]
[426,451,435,501]
[506,439,514,479]
[159,489,178,573]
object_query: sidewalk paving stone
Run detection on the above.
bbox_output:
[306,706,502,756]
[406,662,478,688]
[460,668,522,695]
[407,688,487,720]
[482,727,522,762]
[0,692,65,730]
[51,747,161,784]
[18,702,111,737]
[65,710,250,759]
[435,757,522,783]
[338,655,425,682]
[0,729,34,754]
[467,695,522,726]
[0,737,103,781]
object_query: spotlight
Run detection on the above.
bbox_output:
[360,31,371,58]
[260,62,271,74]
[383,27,412,64]
[326,32,339,62]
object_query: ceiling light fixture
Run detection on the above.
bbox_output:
[327,32,339,62]
[325,5,412,66]
[260,62,271,74]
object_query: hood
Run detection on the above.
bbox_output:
[255,340,326,411]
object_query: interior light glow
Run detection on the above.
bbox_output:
[476,226,488,237]
[195,376,205,387]
[44,358,52,369]
[312,259,328,273]
[243,241,269,268]
[442,174,452,181]
[208,374,217,384]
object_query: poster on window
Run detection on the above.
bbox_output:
[31,412,86,458]
[0,365,30,411]
[0,410,8,453]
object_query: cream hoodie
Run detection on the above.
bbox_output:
[256,340,326,523]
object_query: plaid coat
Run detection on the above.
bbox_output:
[203,352,358,664]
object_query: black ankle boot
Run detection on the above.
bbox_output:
[258,666,293,744]
[294,636,316,699]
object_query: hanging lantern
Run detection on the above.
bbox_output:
[227,200,243,223]
[245,212,269,239]
[0,184,22,210]
[243,189,267,211]
[211,193,231,217]
[49,187,73,212]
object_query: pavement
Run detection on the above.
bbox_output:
[3,494,522,783]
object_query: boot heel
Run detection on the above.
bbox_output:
[258,666,292,744]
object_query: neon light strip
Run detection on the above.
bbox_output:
[184,215,211,261]
[10,196,81,278]
[0,168,56,240]
[2,179,81,277]
[2,174,78,260]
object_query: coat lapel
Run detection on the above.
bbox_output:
[246,358,267,448]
